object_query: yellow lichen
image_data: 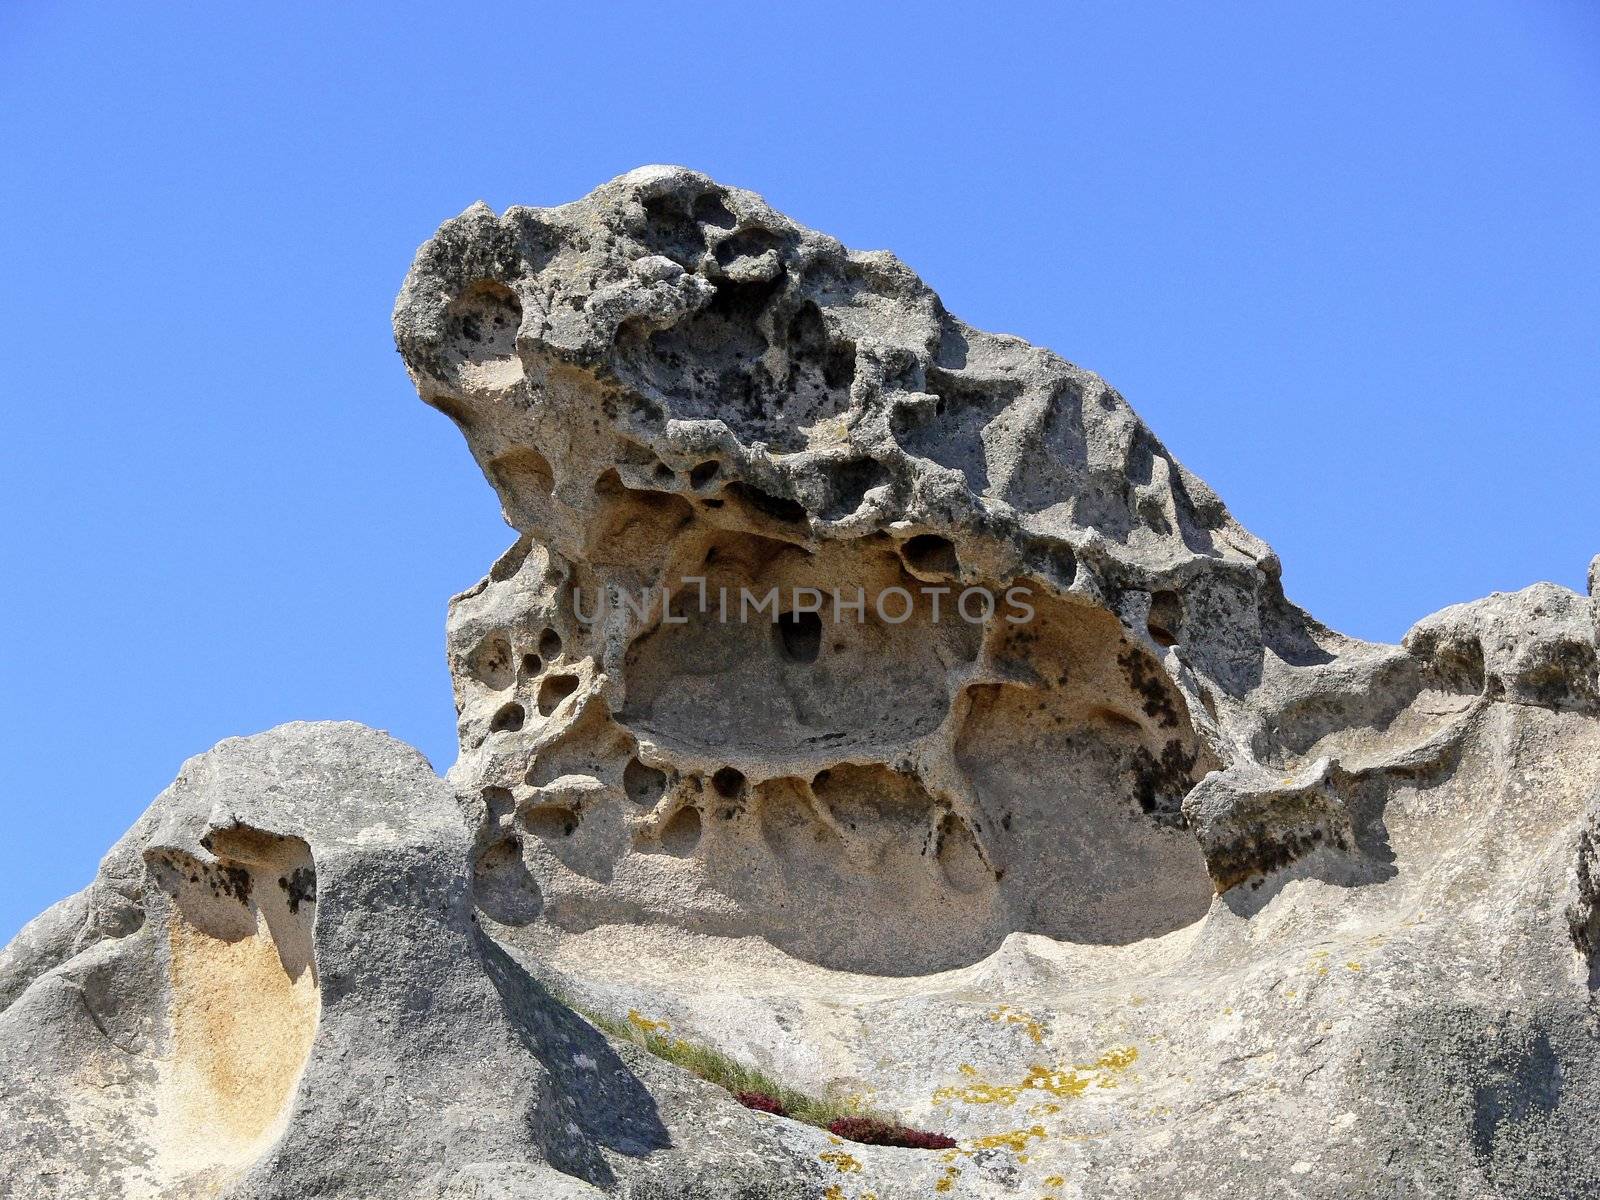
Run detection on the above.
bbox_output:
[1091,1046,1138,1072]
[934,1047,1138,1107]
[839,1089,877,1114]
[988,1003,1045,1044]
[970,1124,1047,1151]
[935,1064,1089,1106]
[1044,1176,1065,1187]
[935,1165,961,1192]
[820,1150,862,1174]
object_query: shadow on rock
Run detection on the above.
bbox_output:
[477,929,671,1189]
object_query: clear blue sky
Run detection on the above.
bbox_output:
[2,2,1596,942]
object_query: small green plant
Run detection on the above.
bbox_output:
[570,1000,954,1146]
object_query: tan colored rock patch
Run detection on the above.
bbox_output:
[149,836,319,1189]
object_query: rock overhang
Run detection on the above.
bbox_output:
[393,167,1321,973]
[2,166,1598,1200]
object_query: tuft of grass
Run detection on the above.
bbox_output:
[569,1000,953,1146]
[577,1004,864,1128]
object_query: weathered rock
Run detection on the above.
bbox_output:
[5,167,1599,1198]
[0,723,832,1198]
[1405,582,1599,713]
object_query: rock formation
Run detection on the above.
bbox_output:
[4,167,1598,1198]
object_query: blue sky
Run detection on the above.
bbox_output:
[2,1,1596,942]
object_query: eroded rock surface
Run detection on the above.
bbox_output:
[5,167,1599,1198]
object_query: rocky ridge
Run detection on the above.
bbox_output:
[3,167,1597,1198]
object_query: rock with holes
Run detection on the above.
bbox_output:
[388,167,1600,1198]
[394,165,1283,974]
[0,722,836,1199]
[7,168,1600,1199]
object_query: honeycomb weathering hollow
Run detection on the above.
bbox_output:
[149,830,318,1184]
[392,165,1380,971]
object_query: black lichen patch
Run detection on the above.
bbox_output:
[216,865,253,905]
[1129,739,1199,828]
[278,866,317,915]
[1208,822,1351,893]
[1118,648,1181,728]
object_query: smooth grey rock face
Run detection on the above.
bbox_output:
[5,168,1599,1198]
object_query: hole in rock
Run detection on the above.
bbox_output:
[724,482,808,525]
[592,579,1212,974]
[785,301,856,393]
[591,473,698,562]
[775,610,823,664]
[473,836,542,926]
[619,535,973,762]
[489,536,534,584]
[889,367,1019,495]
[487,446,554,500]
[539,628,563,660]
[446,280,521,365]
[1148,590,1182,648]
[624,757,668,806]
[715,224,784,264]
[467,633,515,690]
[538,674,580,717]
[708,274,785,322]
[937,813,991,894]
[486,448,555,528]
[525,805,578,839]
[521,653,542,676]
[490,702,526,733]
[901,533,960,578]
[954,594,1216,947]
[642,194,710,266]
[481,786,516,823]
[820,457,890,521]
[689,460,721,489]
[711,767,747,799]
[659,807,703,857]
[691,191,737,229]
[1026,543,1078,592]
[1088,707,1144,735]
